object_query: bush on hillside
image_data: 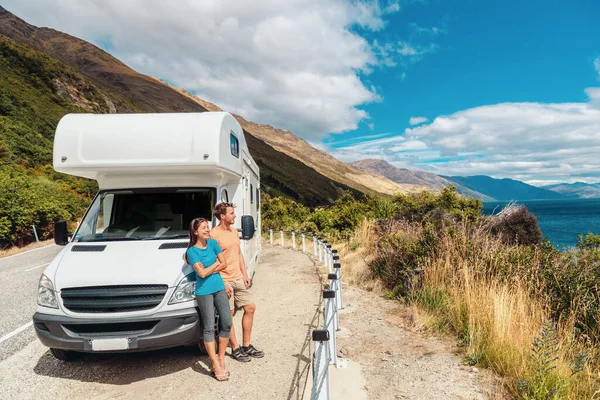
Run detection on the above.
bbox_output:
[0,167,89,247]
[483,203,542,246]
[392,186,482,224]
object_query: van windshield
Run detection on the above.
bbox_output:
[74,188,215,242]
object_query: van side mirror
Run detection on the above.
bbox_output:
[54,221,69,246]
[241,215,256,240]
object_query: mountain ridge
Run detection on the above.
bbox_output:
[350,158,494,200]
[0,6,390,206]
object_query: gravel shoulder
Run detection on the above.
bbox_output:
[336,284,501,399]
[0,245,321,400]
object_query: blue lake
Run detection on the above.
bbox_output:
[482,198,600,249]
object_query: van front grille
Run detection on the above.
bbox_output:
[63,321,159,336]
[61,285,168,313]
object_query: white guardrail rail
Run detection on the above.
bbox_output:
[265,229,345,400]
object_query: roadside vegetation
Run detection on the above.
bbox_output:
[0,36,108,247]
[262,187,600,399]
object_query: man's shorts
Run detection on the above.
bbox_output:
[225,279,254,311]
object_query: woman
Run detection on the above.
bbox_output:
[186,217,232,381]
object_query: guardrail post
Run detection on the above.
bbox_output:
[269,229,273,245]
[326,245,332,271]
[323,290,337,366]
[333,258,343,310]
[328,249,335,273]
[318,239,323,262]
[311,330,331,400]
[292,231,296,250]
[280,230,284,247]
[32,225,40,243]
[313,235,318,256]
[328,274,340,332]
[302,233,306,253]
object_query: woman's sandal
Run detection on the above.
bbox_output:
[211,369,229,381]
[218,358,230,378]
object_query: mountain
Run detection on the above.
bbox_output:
[542,182,600,199]
[150,78,423,197]
[0,6,372,207]
[0,6,418,201]
[350,159,493,200]
[443,175,566,201]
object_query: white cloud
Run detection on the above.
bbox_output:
[398,42,419,56]
[3,0,414,140]
[409,22,446,37]
[409,116,428,125]
[332,87,600,182]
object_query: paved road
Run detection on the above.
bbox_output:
[0,245,62,362]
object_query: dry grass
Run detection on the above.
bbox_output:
[334,219,386,293]
[322,219,600,399]
[412,228,600,398]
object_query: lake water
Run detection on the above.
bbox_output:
[482,198,600,249]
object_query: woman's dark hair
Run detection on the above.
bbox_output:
[186,217,208,263]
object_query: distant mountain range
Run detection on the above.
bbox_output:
[351,159,599,201]
[541,182,600,199]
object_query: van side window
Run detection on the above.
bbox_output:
[230,133,239,158]
[256,188,260,212]
[221,188,229,203]
[250,183,254,204]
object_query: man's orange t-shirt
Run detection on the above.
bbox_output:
[210,226,243,282]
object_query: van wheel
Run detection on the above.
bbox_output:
[197,339,219,355]
[50,348,81,361]
[197,341,208,355]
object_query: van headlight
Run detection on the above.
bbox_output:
[169,274,196,304]
[38,274,58,308]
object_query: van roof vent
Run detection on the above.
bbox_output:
[71,245,107,252]
[158,242,188,250]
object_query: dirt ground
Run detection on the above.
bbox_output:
[0,240,54,258]
[335,283,503,399]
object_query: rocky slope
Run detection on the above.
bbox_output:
[351,159,492,200]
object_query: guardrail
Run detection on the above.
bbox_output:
[265,229,344,400]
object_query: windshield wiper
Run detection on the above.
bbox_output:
[77,236,146,243]
[143,234,189,240]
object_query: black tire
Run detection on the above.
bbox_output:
[50,348,81,361]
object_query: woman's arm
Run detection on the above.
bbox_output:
[193,262,219,278]
[213,253,227,272]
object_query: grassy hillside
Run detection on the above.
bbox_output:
[0,35,137,246]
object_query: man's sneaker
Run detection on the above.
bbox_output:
[242,344,264,358]
[231,346,251,362]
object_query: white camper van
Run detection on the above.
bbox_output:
[33,112,261,361]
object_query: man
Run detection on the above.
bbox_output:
[211,202,264,362]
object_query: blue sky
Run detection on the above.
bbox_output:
[332,0,599,145]
[4,0,600,184]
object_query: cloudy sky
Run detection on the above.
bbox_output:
[4,0,600,185]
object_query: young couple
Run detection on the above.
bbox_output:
[186,202,264,382]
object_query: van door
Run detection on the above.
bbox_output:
[241,157,260,275]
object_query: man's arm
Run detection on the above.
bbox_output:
[239,248,251,288]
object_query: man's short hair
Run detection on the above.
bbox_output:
[213,202,236,221]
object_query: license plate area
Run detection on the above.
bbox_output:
[90,338,129,351]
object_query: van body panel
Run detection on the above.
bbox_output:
[52,241,193,290]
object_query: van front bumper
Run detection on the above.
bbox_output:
[33,308,200,352]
